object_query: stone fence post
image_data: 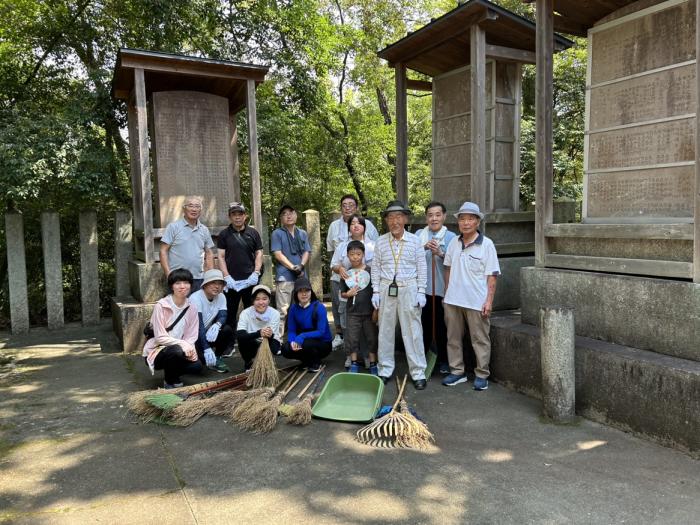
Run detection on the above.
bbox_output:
[5,213,29,334]
[115,211,132,298]
[80,211,100,326]
[540,306,576,422]
[41,212,64,329]
[303,209,323,299]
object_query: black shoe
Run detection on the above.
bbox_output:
[413,379,427,390]
[379,376,391,385]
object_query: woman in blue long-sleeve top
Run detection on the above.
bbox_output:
[282,277,332,372]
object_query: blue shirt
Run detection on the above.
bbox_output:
[271,227,311,282]
[287,300,332,345]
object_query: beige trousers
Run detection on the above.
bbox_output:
[275,281,295,338]
[444,303,491,379]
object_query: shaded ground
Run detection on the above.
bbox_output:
[0,320,698,524]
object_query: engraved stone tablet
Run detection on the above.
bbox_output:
[432,174,471,213]
[151,91,235,227]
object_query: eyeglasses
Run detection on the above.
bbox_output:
[184,204,202,209]
[341,203,357,209]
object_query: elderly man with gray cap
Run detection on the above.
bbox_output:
[442,202,500,391]
[189,269,234,373]
[371,200,428,390]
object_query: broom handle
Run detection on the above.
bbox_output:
[390,375,408,412]
[188,364,299,398]
[431,256,437,342]
[296,365,325,399]
[282,369,308,398]
[277,367,300,390]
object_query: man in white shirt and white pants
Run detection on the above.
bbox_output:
[442,202,500,391]
[371,200,428,390]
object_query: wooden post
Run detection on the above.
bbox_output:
[395,62,408,204]
[133,67,154,263]
[41,212,64,329]
[5,213,29,334]
[535,0,554,267]
[470,25,487,210]
[246,79,263,232]
[695,0,700,282]
[229,112,241,203]
[513,63,523,212]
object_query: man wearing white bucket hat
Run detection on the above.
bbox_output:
[442,202,500,391]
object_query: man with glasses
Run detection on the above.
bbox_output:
[326,194,379,349]
[271,204,311,337]
[159,196,214,292]
[442,202,500,391]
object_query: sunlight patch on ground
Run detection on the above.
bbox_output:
[479,449,514,462]
[577,440,607,451]
[310,489,410,521]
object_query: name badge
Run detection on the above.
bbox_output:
[388,282,399,297]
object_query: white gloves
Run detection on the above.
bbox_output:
[371,293,381,309]
[247,271,259,286]
[206,322,221,343]
[416,292,426,309]
[203,348,216,367]
[224,275,235,292]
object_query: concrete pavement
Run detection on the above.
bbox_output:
[0,321,698,524]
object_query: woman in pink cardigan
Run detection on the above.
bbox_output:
[142,269,202,388]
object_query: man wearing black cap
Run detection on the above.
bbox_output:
[271,204,311,337]
[371,200,428,390]
[216,202,263,350]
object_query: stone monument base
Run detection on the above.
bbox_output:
[111,296,155,354]
[129,260,167,303]
[489,312,700,457]
[492,256,534,310]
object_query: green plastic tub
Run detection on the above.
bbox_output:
[311,372,384,423]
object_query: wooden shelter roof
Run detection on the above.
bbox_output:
[523,0,649,37]
[377,0,573,78]
[111,48,269,113]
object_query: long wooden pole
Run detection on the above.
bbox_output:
[694,0,700,282]
[470,24,487,209]
[246,79,263,232]
[535,0,554,267]
[395,62,408,204]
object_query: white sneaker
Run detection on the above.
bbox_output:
[344,356,352,370]
[332,334,344,349]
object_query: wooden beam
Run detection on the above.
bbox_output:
[133,68,154,263]
[545,223,694,240]
[695,0,700,282]
[486,44,536,64]
[395,63,408,204]
[535,0,554,267]
[470,24,487,209]
[229,113,241,202]
[246,79,263,233]
[406,79,432,91]
[545,254,693,279]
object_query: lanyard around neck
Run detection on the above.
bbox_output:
[389,237,405,280]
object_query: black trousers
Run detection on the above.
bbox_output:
[153,345,203,384]
[224,285,254,340]
[238,337,281,369]
[195,324,235,358]
[421,295,448,364]
[281,338,332,367]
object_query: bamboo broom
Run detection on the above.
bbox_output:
[207,367,299,416]
[239,369,308,433]
[286,368,326,426]
[246,338,279,389]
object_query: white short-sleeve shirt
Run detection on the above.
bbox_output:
[444,233,500,311]
[189,289,226,328]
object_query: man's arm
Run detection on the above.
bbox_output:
[273,250,295,271]
[203,248,214,271]
[159,243,171,275]
[217,248,230,276]
[444,267,450,294]
[300,250,310,267]
[254,249,263,273]
[482,275,497,318]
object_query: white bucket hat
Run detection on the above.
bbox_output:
[201,269,225,287]
[454,201,484,219]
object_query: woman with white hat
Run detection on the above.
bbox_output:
[236,285,282,372]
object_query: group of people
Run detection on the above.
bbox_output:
[143,194,500,393]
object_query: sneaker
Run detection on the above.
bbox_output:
[307,363,321,373]
[221,344,237,358]
[349,361,361,373]
[212,357,230,374]
[442,374,468,387]
[438,362,450,375]
[332,334,344,349]
[163,381,184,389]
[344,356,352,371]
[473,377,489,391]
[369,364,379,376]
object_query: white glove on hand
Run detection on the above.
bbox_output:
[224,275,235,292]
[248,272,259,286]
[204,348,216,367]
[206,322,221,343]
[371,293,381,309]
[416,292,426,309]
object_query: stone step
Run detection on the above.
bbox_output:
[490,312,700,457]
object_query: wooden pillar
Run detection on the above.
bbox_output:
[695,0,700,282]
[246,79,263,232]
[470,24,487,209]
[229,113,241,202]
[395,62,408,204]
[535,0,554,268]
[133,67,154,263]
